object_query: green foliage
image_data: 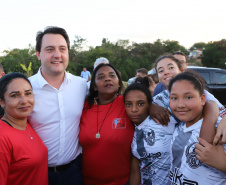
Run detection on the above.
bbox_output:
[163,40,188,55]
[20,62,33,77]
[2,37,224,80]
[0,38,189,80]
[1,46,40,76]
[202,39,226,69]
[190,42,207,50]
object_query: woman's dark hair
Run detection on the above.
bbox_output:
[168,69,206,95]
[134,76,156,89]
[36,26,70,52]
[154,54,182,73]
[0,72,32,101]
[123,81,152,104]
[134,77,150,88]
[88,63,123,107]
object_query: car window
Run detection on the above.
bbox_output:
[215,72,226,85]
[199,72,210,84]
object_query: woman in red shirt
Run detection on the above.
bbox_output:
[79,64,134,185]
[0,72,48,185]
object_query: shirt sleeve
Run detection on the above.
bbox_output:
[153,83,165,97]
[153,90,170,110]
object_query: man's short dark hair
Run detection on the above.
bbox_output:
[36,26,70,52]
[136,68,148,75]
[173,51,187,62]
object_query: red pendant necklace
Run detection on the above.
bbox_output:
[96,101,114,139]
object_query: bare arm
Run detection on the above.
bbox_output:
[199,100,219,144]
[195,137,226,173]
[129,156,141,185]
[149,103,170,126]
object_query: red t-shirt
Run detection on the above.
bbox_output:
[0,120,48,185]
[79,95,134,185]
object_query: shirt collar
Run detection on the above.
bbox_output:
[135,116,150,129]
[182,118,203,132]
[36,67,71,88]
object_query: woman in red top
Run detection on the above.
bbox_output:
[79,64,134,185]
[0,72,48,185]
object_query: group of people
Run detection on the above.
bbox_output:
[0,27,87,185]
[127,54,226,184]
[0,26,226,185]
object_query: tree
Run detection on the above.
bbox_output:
[128,39,188,75]
[190,42,207,50]
[1,47,40,75]
[68,35,88,75]
[163,40,188,55]
[202,39,226,69]
[70,35,87,53]
[129,42,155,73]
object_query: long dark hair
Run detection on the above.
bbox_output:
[87,63,123,107]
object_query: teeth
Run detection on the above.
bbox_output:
[165,77,172,80]
[52,62,60,64]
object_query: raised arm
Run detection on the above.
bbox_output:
[149,103,170,126]
[199,100,219,144]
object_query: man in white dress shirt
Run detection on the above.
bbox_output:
[28,26,87,185]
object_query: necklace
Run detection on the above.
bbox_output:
[96,101,114,139]
[1,117,33,140]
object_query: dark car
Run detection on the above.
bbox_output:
[187,66,226,107]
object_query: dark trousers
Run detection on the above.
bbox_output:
[48,154,84,185]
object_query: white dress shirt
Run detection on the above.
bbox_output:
[28,69,88,167]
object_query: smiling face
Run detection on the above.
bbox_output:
[124,90,149,126]
[94,66,120,97]
[0,78,34,120]
[170,80,205,127]
[157,58,182,88]
[36,34,69,79]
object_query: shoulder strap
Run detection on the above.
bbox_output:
[1,119,13,127]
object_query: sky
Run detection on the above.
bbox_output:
[1,0,226,55]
